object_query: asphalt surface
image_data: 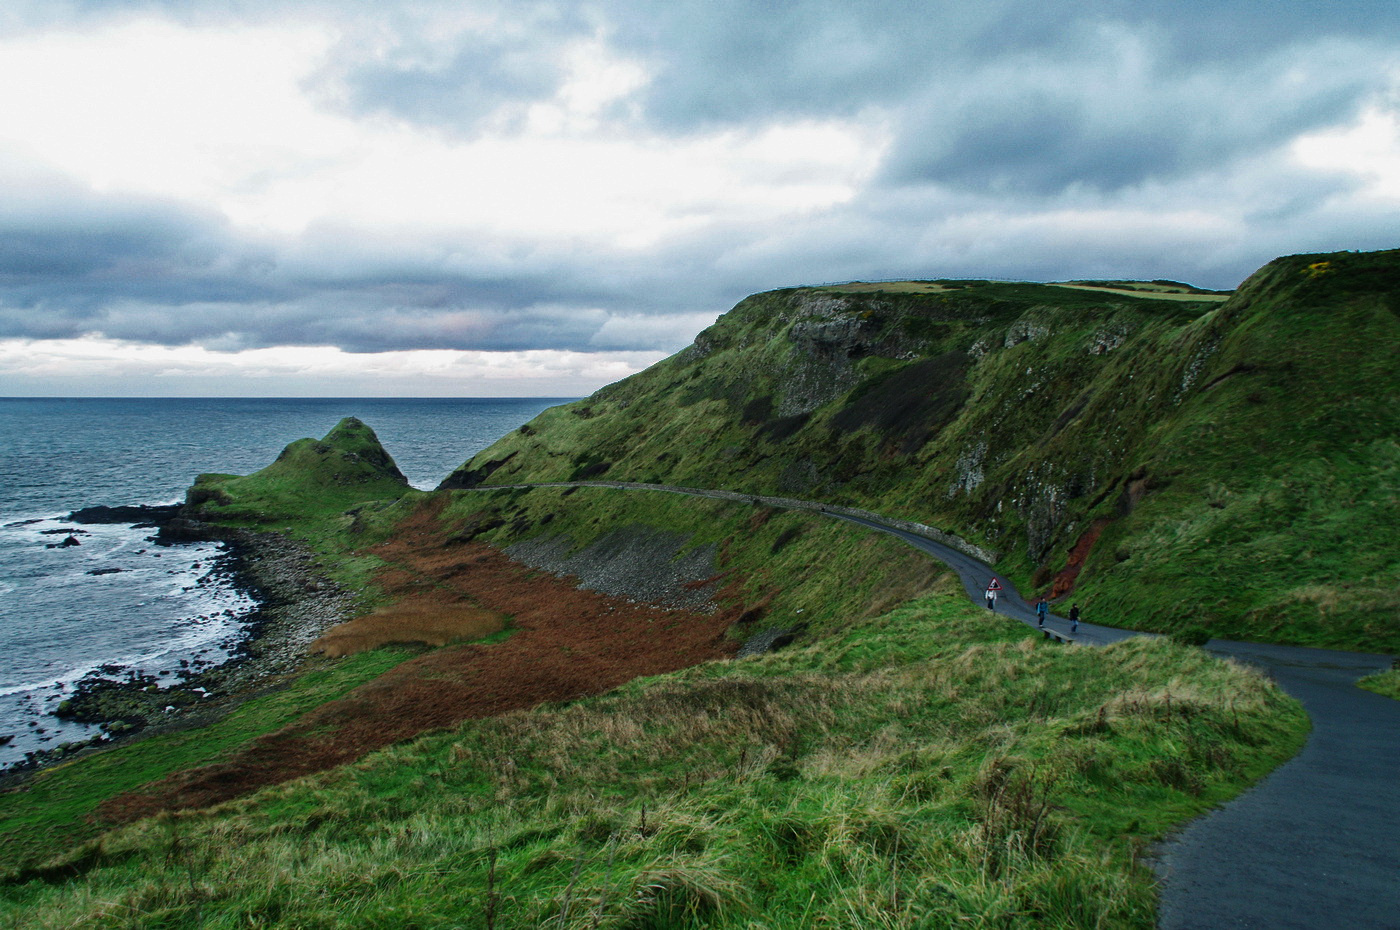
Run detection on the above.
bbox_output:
[480,483,1400,928]
[1154,640,1399,930]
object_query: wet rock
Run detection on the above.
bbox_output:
[66,504,182,525]
[737,626,804,658]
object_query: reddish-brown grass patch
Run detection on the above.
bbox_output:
[99,499,742,822]
[1051,517,1114,599]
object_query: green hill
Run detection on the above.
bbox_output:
[446,249,1400,652]
[186,416,410,526]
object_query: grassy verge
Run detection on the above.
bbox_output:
[0,585,1306,928]
[1357,669,1400,701]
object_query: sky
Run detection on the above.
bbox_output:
[1,1,1397,396]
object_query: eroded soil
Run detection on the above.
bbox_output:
[99,502,739,822]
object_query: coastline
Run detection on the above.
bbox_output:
[0,515,358,786]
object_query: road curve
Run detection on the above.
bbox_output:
[469,481,1399,928]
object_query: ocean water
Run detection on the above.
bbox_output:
[0,397,570,768]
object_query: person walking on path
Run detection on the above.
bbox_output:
[1036,599,1048,628]
[1069,604,1080,634]
[985,578,1002,610]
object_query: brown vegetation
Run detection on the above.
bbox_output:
[99,501,740,822]
[1051,517,1114,599]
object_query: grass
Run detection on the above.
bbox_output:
[1357,669,1400,701]
[310,604,508,658]
[0,648,416,876]
[187,417,411,528]
[441,485,951,640]
[0,382,1315,927]
[0,586,1306,928]
[1049,283,1231,301]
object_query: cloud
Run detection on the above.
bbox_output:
[0,1,1396,395]
[0,335,664,397]
[881,30,1391,195]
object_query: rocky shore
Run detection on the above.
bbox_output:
[3,513,360,781]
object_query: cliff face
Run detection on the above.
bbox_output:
[446,251,1400,651]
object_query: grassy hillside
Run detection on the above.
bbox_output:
[447,249,1400,652]
[0,412,1308,928]
[1,589,1305,928]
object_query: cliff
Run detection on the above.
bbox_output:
[445,250,1400,651]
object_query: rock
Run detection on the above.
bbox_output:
[86,567,126,576]
[156,517,220,544]
[66,504,182,525]
[737,626,804,658]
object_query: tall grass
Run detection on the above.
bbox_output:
[1,590,1305,928]
[1357,668,1400,701]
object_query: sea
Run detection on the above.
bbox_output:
[0,396,571,770]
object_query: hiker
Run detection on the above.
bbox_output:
[1036,599,1048,628]
[1069,604,1080,633]
[985,578,1002,610]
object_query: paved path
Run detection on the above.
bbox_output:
[473,481,1399,927]
[1154,640,1399,930]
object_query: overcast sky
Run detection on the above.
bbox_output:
[1,1,1397,396]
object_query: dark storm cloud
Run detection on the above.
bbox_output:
[882,37,1385,194]
[0,0,1397,365]
[11,1,1399,192]
[0,179,691,353]
[0,181,286,315]
[286,0,1400,197]
[308,4,592,134]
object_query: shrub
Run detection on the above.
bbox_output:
[1171,626,1213,647]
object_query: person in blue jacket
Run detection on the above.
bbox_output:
[1036,599,1048,628]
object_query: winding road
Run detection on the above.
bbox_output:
[479,481,1400,928]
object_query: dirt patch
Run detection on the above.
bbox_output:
[98,502,740,823]
[310,604,506,658]
[1051,517,1114,599]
